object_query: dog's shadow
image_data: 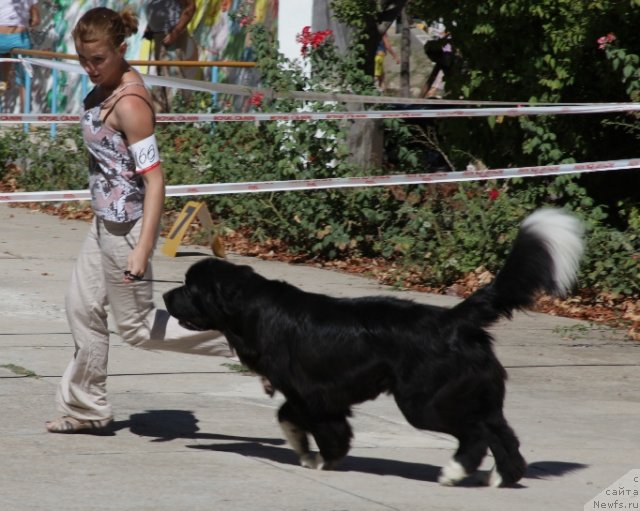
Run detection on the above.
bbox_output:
[115,410,588,485]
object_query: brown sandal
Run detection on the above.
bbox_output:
[46,415,113,435]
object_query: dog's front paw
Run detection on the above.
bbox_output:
[299,453,338,470]
[438,460,468,486]
[300,453,322,469]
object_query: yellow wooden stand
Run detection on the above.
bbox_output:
[162,201,225,257]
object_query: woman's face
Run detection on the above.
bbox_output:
[75,38,126,87]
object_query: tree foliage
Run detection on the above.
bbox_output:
[405,0,640,226]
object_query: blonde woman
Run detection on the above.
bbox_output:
[46,6,230,434]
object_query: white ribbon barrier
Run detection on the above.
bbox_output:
[2,57,637,205]
[2,102,640,124]
[2,158,638,203]
[1,59,638,122]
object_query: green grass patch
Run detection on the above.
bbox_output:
[221,362,252,373]
[1,364,39,378]
[552,322,626,341]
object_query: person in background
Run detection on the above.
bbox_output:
[374,33,399,92]
[143,0,198,111]
[0,0,39,110]
[45,6,231,435]
[421,29,455,99]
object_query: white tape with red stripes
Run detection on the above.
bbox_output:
[2,57,636,204]
[1,158,638,203]
[4,57,638,122]
[1,102,640,124]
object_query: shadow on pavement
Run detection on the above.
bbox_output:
[525,461,588,479]
[115,409,588,485]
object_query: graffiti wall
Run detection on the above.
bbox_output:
[1,0,277,113]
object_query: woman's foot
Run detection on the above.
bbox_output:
[46,415,113,435]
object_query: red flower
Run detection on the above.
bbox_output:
[249,92,265,108]
[312,30,332,48]
[296,26,333,56]
[597,32,616,50]
[240,16,251,27]
[488,188,500,201]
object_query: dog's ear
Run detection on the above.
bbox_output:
[190,258,255,321]
[210,260,255,309]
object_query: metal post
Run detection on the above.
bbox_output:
[211,65,219,107]
[210,65,219,133]
[50,68,58,138]
[23,64,31,133]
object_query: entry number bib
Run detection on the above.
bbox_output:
[129,134,161,174]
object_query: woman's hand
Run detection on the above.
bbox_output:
[125,245,151,282]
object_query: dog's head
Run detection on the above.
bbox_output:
[163,258,255,332]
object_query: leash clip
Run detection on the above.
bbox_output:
[124,270,143,281]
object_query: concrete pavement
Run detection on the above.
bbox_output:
[1,203,638,511]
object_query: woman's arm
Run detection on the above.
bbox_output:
[163,0,195,46]
[113,93,166,280]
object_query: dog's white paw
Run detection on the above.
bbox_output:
[438,460,468,486]
[476,466,503,487]
[318,457,338,471]
[300,453,320,469]
[487,467,503,488]
[299,453,339,470]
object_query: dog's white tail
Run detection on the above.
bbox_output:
[520,208,584,296]
[445,208,584,327]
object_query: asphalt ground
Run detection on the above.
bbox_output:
[1,203,638,511]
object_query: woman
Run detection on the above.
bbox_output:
[46,6,230,434]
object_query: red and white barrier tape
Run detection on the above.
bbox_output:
[1,158,638,203]
[2,102,640,125]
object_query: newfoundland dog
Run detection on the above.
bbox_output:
[163,208,583,487]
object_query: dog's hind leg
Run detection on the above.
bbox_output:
[394,392,488,486]
[278,401,318,469]
[482,417,527,487]
[438,429,489,486]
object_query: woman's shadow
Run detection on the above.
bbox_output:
[115,410,587,485]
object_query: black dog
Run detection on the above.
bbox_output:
[163,209,583,487]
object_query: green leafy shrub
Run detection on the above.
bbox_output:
[0,128,29,180]
[0,126,87,190]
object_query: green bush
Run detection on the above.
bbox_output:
[0,126,87,190]
[0,128,29,180]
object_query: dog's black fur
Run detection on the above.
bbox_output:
[163,209,583,487]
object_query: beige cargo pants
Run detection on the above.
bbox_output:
[56,217,230,421]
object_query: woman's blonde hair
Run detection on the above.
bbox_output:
[72,6,138,48]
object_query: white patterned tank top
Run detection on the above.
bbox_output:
[81,82,156,223]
